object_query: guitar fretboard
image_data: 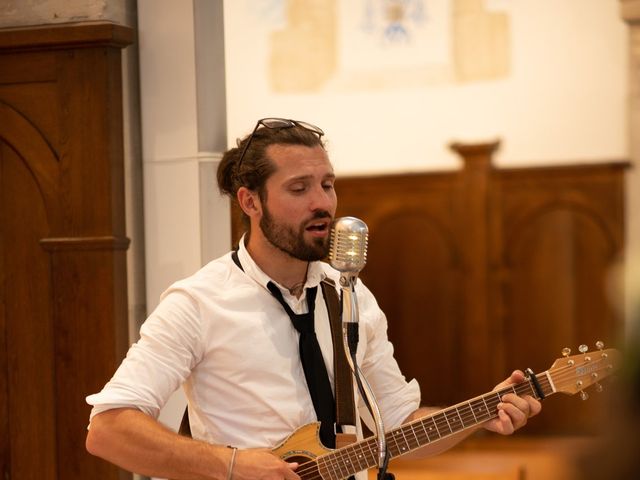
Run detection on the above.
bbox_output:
[304,373,553,480]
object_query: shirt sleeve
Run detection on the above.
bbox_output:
[356,281,421,430]
[85,290,204,421]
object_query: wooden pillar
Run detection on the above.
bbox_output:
[450,141,500,397]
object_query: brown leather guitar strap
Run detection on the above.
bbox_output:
[320,278,357,447]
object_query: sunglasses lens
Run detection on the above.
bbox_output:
[295,121,324,136]
[261,118,294,129]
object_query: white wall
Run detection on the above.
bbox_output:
[223,0,627,174]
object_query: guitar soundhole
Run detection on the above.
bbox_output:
[285,455,313,465]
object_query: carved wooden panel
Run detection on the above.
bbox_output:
[335,172,465,407]
[1,137,56,479]
[333,149,626,435]
[495,164,625,433]
[0,23,132,479]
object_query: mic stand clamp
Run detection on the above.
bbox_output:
[339,274,391,478]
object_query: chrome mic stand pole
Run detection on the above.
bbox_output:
[339,273,388,474]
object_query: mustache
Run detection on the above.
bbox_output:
[309,210,332,221]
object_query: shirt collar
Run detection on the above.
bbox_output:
[236,234,327,295]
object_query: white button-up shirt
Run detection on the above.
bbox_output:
[87,239,420,464]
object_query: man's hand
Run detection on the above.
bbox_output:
[483,370,542,435]
[232,448,300,480]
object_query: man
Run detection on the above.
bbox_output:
[86,118,541,480]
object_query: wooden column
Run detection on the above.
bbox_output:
[450,141,501,397]
[0,22,133,479]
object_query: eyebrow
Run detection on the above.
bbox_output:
[285,172,336,183]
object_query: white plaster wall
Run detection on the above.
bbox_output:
[137,0,200,441]
[223,0,627,174]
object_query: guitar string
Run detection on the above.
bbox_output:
[299,381,535,478]
[294,355,614,480]
[298,375,601,479]
[296,359,608,480]
[296,367,597,480]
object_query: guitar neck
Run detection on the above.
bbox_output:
[309,372,553,480]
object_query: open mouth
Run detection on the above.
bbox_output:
[305,220,330,233]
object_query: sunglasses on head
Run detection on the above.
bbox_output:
[236,118,325,171]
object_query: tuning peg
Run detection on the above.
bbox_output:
[595,341,605,350]
[579,344,588,353]
[595,383,604,393]
[563,347,575,365]
[580,390,589,401]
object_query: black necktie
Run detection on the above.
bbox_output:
[267,282,336,448]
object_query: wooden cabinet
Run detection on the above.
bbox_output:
[0,23,132,479]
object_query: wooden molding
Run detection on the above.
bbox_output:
[40,236,130,252]
[0,21,134,51]
[449,140,501,159]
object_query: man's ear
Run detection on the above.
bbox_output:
[237,187,262,219]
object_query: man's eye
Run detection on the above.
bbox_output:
[322,183,334,190]
[290,185,306,193]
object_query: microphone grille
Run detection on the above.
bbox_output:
[329,217,368,273]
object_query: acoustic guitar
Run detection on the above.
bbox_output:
[272,344,620,480]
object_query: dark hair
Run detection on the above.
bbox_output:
[217,124,326,223]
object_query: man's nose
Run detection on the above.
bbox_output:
[309,185,335,212]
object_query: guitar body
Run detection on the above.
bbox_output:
[272,422,331,464]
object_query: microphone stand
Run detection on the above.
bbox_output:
[339,273,393,480]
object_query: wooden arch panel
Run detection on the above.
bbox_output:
[0,22,133,479]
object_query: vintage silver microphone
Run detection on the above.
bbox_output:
[328,217,388,471]
[328,216,368,321]
[328,216,368,275]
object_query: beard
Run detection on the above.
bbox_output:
[260,206,331,262]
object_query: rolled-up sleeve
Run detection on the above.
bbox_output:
[86,290,203,422]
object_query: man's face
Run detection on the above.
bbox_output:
[258,143,337,261]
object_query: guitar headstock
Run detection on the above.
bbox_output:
[547,341,621,399]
